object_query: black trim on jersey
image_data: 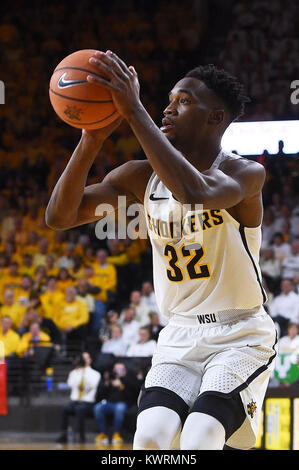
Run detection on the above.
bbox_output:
[239,224,267,303]
[137,385,189,424]
[190,392,246,442]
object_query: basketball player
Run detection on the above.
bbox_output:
[46,51,277,450]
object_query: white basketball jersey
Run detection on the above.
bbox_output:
[143,150,267,319]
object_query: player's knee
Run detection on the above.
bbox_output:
[133,409,177,450]
[134,420,172,450]
[180,413,225,450]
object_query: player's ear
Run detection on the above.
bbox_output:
[208,109,224,126]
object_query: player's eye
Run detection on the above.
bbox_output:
[179,97,190,104]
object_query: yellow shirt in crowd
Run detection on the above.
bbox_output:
[91,263,117,302]
[0,328,21,357]
[0,274,22,300]
[0,304,26,329]
[40,290,65,320]
[19,264,36,279]
[17,331,52,357]
[56,278,75,293]
[55,299,89,330]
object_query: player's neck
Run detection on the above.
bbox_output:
[182,139,222,172]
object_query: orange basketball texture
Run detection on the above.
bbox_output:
[49,49,119,129]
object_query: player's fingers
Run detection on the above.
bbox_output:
[105,50,133,77]
[93,51,130,81]
[86,74,121,91]
[89,56,120,81]
[129,65,138,76]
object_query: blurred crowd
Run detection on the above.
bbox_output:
[0,0,203,188]
[1,0,297,190]
[219,0,299,120]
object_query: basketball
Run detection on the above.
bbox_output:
[49,49,119,130]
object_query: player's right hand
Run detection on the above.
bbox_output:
[82,115,123,144]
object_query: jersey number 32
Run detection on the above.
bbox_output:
[164,243,211,282]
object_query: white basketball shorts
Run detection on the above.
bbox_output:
[144,305,277,449]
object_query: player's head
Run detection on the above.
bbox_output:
[185,64,249,123]
[162,64,249,151]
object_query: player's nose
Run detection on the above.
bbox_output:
[163,102,178,116]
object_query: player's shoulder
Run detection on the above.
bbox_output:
[220,152,266,182]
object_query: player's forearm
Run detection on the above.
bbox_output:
[45,135,103,229]
[128,106,210,203]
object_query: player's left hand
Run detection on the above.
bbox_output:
[87,50,141,119]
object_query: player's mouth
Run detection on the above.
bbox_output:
[160,117,175,133]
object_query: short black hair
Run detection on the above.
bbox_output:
[185,64,250,122]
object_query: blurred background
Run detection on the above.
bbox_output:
[0,0,298,450]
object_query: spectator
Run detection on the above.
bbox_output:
[0,316,20,357]
[94,362,137,444]
[32,265,48,294]
[55,286,89,346]
[45,254,59,277]
[83,245,95,265]
[75,278,104,334]
[92,249,117,300]
[271,232,291,261]
[0,262,21,301]
[277,322,299,355]
[22,203,41,233]
[0,289,26,329]
[141,281,167,326]
[290,206,299,239]
[69,255,85,280]
[101,324,128,357]
[146,312,164,341]
[39,277,64,321]
[126,326,157,357]
[81,265,105,300]
[281,240,299,279]
[76,278,96,312]
[99,310,119,344]
[140,281,158,311]
[19,253,35,278]
[56,352,101,444]
[23,232,40,257]
[57,243,76,270]
[32,237,50,267]
[17,321,52,357]
[130,290,151,326]
[261,208,278,249]
[14,275,33,306]
[81,261,110,332]
[56,267,75,293]
[107,239,129,267]
[269,279,299,337]
[18,309,62,347]
[119,307,140,346]
[260,248,281,295]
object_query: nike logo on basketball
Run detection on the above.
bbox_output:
[197,314,217,324]
[58,73,87,88]
[149,193,169,201]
